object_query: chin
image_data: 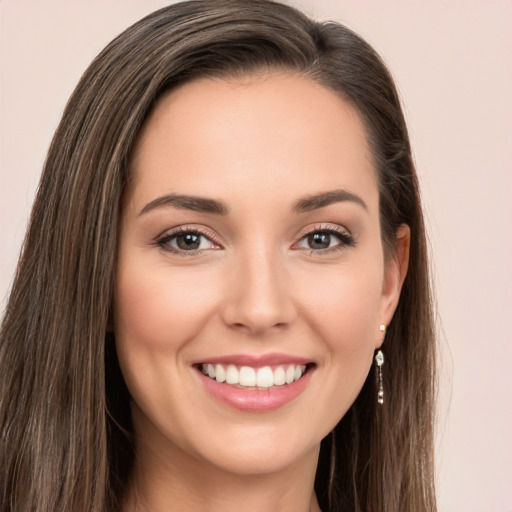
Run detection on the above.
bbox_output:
[181,419,324,477]
[200,440,319,476]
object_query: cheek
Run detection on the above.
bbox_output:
[294,259,383,415]
[297,259,384,348]
[112,257,227,439]
[114,261,220,353]
[112,257,222,412]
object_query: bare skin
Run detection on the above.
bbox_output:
[115,72,409,512]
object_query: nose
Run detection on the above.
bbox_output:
[220,248,296,335]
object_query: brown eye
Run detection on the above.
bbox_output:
[176,233,201,250]
[307,232,331,250]
[294,227,355,253]
[157,229,219,254]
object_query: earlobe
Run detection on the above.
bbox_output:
[378,224,410,339]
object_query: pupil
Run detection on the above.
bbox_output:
[177,233,200,250]
[308,232,330,249]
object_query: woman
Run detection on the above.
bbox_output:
[0,1,437,511]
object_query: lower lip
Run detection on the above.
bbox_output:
[196,368,313,412]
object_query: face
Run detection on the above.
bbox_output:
[114,73,407,477]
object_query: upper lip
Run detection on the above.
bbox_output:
[192,353,313,367]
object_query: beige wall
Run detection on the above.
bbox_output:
[1,1,511,510]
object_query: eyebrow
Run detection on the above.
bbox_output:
[138,188,367,217]
[139,193,229,216]
[292,189,367,213]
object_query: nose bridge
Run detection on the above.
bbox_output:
[222,244,294,333]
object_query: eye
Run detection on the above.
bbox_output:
[156,228,220,254]
[295,226,355,252]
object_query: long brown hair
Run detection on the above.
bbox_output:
[0,1,437,511]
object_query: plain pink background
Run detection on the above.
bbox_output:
[1,1,511,511]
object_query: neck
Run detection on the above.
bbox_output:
[123,429,322,512]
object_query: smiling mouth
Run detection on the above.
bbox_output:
[195,363,315,390]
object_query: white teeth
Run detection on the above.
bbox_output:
[285,365,295,384]
[256,366,274,388]
[201,363,309,387]
[239,366,256,386]
[215,364,226,383]
[225,364,239,384]
[273,366,286,386]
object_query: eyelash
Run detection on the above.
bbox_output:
[155,224,355,256]
[294,224,356,255]
[155,227,220,257]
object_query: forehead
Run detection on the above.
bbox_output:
[127,72,377,214]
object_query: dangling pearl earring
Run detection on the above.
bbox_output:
[375,324,387,405]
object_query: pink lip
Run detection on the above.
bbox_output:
[192,352,312,367]
[195,365,314,412]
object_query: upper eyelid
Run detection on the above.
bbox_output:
[296,223,352,239]
[156,225,221,245]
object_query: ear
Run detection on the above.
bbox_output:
[376,224,410,347]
